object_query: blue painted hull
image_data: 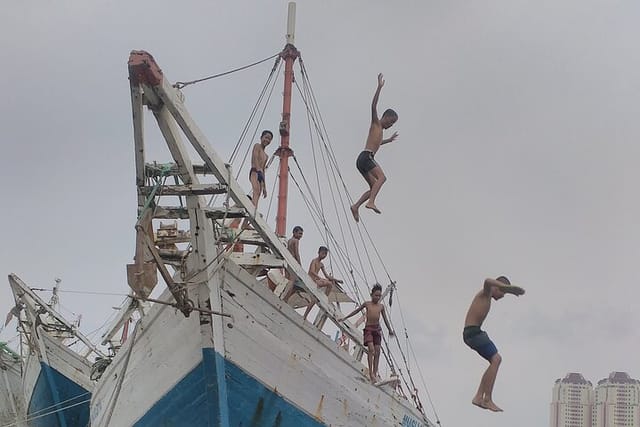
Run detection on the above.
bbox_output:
[27,363,90,427]
[134,348,324,427]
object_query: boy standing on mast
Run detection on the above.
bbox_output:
[350,73,398,222]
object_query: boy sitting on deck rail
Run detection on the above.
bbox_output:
[301,246,343,320]
[338,284,395,383]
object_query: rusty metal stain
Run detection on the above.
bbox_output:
[342,398,348,417]
[249,396,265,426]
[314,394,325,421]
[272,411,283,427]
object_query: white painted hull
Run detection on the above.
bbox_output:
[22,332,94,427]
[90,261,434,427]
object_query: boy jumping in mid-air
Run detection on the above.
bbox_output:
[463,276,525,412]
[340,284,395,383]
[350,73,398,222]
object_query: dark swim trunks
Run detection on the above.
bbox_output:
[356,150,378,176]
[292,278,305,291]
[463,326,498,361]
[363,325,382,346]
[249,167,265,183]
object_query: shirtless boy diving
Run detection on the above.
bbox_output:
[350,73,398,222]
[249,130,273,208]
[339,284,395,383]
[463,276,525,412]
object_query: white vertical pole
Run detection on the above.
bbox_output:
[286,2,296,44]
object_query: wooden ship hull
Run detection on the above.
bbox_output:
[89,26,435,424]
[91,266,432,427]
[7,274,106,427]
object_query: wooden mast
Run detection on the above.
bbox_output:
[275,2,299,237]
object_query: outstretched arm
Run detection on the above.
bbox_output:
[381,306,395,336]
[483,278,525,296]
[381,131,399,145]
[320,265,343,283]
[371,73,384,124]
[340,303,366,321]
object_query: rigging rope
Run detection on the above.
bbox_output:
[294,70,375,291]
[174,52,281,89]
[298,60,395,283]
[102,322,139,426]
[290,58,442,422]
[130,49,441,423]
[288,160,367,301]
[394,293,442,425]
[207,57,282,207]
[0,398,91,427]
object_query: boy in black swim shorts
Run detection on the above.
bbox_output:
[350,73,398,222]
[463,276,525,412]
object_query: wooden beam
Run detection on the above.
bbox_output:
[217,229,268,247]
[152,77,365,347]
[227,253,285,268]
[130,83,146,187]
[145,163,214,178]
[138,183,227,196]
[153,206,247,220]
[8,274,107,358]
[153,106,194,185]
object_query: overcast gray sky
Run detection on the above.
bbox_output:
[2,1,640,426]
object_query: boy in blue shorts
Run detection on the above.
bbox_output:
[463,276,525,412]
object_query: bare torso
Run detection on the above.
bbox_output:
[364,122,383,154]
[287,238,300,263]
[308,258,322,282]
[364,301,384,326]
[464,290,492,327]
[251,143,268,170]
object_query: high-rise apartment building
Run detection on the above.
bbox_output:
[550,372,594,427]
[593,372,640,427]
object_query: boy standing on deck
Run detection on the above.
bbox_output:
[249,130,273,208]
[339,284,395,383]
[463,276,525,412]
[350,73,398,222]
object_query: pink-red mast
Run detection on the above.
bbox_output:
[275,3,300,237]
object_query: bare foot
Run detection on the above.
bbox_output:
[472,397,488,410]
[365,204,381,214]
[350,205,360,222]
[484,401,503,412]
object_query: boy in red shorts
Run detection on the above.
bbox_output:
[340,284,395,383]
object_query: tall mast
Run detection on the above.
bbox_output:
[275,2,300,237]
